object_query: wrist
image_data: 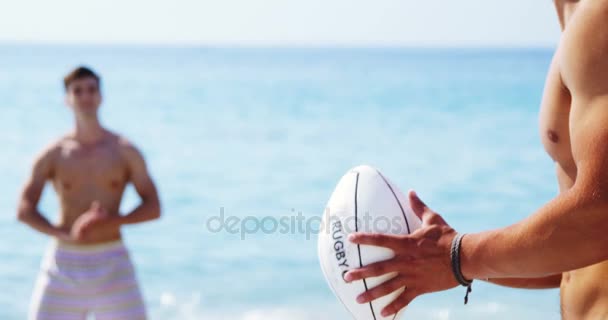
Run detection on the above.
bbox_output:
[50,228,71,242]
[450,232,475,305]
[49,227,66,238]
[460,232,482,280]
[108,215,124,227]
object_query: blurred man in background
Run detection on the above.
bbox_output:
[17,67,161,320]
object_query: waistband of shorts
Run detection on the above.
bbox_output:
[51,239,126,253]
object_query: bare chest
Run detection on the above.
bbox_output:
[52,140,129,195]
[539,57,577,181]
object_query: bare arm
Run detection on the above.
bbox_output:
[462,1,608,280]
[476,163,572,289]
[484,274,562,290]
[114,141,161,225]
[17,146,67,239]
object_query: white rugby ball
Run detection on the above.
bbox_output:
[318,165,421,320]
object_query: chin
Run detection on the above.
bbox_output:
[76,106,100,114]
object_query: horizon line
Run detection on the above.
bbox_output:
[0,42,556,51]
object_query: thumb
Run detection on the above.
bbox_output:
[408,190,431,222]
[90,201,101,211]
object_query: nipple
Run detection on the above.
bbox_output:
[548,130,559,143]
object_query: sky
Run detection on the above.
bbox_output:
[0,0,560,47]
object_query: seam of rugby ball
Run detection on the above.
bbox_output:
[354,171,378,320]
[319,247,359,320]
[318,171,364,320]
[379,170,408,320]
[376,170,411,234]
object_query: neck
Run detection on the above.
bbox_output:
[73,113,105,144]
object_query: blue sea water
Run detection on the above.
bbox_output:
[0,45,561,319]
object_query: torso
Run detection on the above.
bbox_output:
[540,47,608,320]
[49,131,130,243]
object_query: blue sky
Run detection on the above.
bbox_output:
[0,0,560,47]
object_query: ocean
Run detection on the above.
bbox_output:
[0,45,561,319]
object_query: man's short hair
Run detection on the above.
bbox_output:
[63,66,101,91]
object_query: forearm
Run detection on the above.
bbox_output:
[484,274,562,290]
[17,208,64,238]
[462,185,608,279]
[115,200,161,225]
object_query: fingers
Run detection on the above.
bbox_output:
[90,201,108,217]
[381,288,418,317]
[408,190,446,227]
[75,219,88,233]
[72,217,92,240]
[345,259,404,283]
[72,224,85,240]
[408,190,430,221]
[356,275,407,304]
[348,233,415,251]
[81,219,95,229]
[75,230,86,240]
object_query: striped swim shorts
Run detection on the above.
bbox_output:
[28,240,147,320]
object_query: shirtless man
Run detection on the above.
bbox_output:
[17,66,161,320]
[343,1,608,319]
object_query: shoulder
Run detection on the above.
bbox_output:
[559,1,608,94]
[111,133,146,165]
[31,137,65,176]
[38,135,71,162]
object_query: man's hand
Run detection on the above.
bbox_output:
[71,201,113,241]
[344,191,460,317]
